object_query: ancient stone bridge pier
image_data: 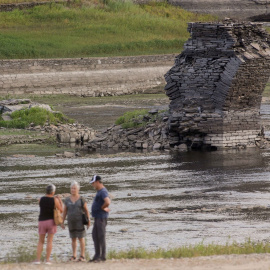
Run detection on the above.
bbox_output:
[165,22,270,149]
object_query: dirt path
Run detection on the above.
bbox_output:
[2,254,270,270]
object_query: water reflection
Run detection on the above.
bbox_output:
[1,147,270,260]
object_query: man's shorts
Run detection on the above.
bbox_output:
[38,219,57,235]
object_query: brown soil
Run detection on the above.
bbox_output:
[2,254,270,270]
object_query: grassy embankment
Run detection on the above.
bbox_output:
[4,239,270,263]
[0,0,216,59]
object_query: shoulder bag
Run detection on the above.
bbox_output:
[81,198,89,225]
[54,207,63,225]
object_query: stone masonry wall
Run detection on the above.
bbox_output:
[0,54,175,96]
[165,22,270,149]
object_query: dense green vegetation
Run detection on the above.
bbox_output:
[0,107,73,128]
[0,0,217,59]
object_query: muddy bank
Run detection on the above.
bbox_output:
[57,93,169,130]
[2,147,270,260]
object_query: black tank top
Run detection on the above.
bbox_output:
[39,196,55,221]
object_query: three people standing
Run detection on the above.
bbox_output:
[34,175,110,264]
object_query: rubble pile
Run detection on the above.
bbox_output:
[0,99,96,144]
[85,110,179,151]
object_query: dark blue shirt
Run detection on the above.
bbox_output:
[91,188,109,219]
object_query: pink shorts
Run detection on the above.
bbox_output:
[38,219,57,235]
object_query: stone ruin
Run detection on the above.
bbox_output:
[164,21,270,150]
[5,22,270,151]
[85,21,270,152]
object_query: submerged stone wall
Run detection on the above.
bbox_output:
[165,22,270,149]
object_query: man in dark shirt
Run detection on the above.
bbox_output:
[89,175,110,263]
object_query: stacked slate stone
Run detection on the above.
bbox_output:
[164,21,270,149]
[85,110,177,151]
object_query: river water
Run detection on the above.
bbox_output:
[1,104,270,261]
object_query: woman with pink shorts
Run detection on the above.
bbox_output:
[33,184,63,265]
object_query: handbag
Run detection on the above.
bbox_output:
[81,198,89,225]
[54,207,63,225]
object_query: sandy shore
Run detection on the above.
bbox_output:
[2,254,270,270]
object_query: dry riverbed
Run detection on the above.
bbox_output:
[3,254,270,270]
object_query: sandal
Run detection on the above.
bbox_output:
[78,256,86,262]
[69,256,77,262]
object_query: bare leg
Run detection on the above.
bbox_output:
[46,234,54,262]
[78,238,85,258]
[36,234,45,261]
[71,238,77,258]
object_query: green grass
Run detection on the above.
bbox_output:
[115,108,166,128]
[0,128,37,136]
[0,0,217,59]
[4,245,39,263]
[0,93,168,107]
[0,107,73,128]
[2,239,270,263]
[108,239,270,259]
[115,109,149,128]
